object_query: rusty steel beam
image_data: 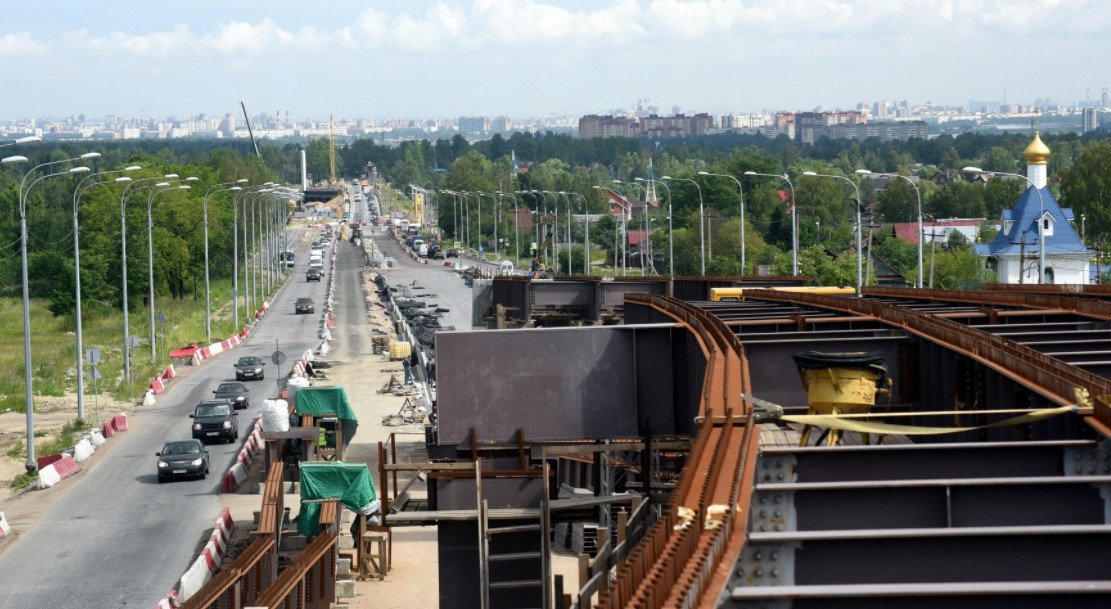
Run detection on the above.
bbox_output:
[743,290,1111,433]
[597,295,760,609]
[864,286,1111,321]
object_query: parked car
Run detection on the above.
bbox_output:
[446,248,459,258]
[190,400,239,443]
[430,246,444,260]
[156,440,209,482]
[295,297,315,314]
[306,268,323,282]
[213,381,250,409]
[234,355,265,381]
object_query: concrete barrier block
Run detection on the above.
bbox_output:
[336,580,356,598]
[338,533,354,550]
[337,557,352,576]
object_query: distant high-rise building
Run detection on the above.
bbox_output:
[1082,108,1100,134]
[578,113,713,139]
[635,99,658,118]
[458,116,490,134]
[1102,88,1110,109]
[219,113,235,137]
[491,116,511,133]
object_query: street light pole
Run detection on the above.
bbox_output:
[72,167,140,421]
[698,171,747,274]
[857,170,923,288]
[802,172,863,295]
[11,152,100,472]
[963,166,1047,283]
[202,180,247,342]
[662,176,705,275]
[640,178,674,276]
[148,183,192,362]
[744,171,798,275]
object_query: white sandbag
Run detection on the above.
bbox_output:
[0,511,11,537]
[287,376,310,405]
[73,438,95,462]
[143,390,156,406]
[261,399,290,433]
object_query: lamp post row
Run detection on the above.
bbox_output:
[3,143,297,472]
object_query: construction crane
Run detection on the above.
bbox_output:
[328,113,337,185]
[530,229,553,278]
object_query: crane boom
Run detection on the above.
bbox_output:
[239,100,261,157]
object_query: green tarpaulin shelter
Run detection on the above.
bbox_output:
[297,461,377,536]
[294,386,358,447]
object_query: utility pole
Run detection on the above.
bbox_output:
[1019,232,1026,284]
[928,230,938,288]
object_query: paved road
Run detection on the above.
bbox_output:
[0,227,337,608]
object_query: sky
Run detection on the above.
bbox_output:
[2,0,1110,120]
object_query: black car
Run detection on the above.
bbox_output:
[213,381,250,409]
[235,355,265,381]
[446,248,459,258]
[429,246,444,260]
[306,268,322,282]
[295,297,315,314]
[191,400,239,443]
[156,440,209,482]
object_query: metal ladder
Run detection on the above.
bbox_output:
[476,461,551,609]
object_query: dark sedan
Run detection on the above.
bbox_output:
[156,440,209,482]
[235,355,265,381]
[306,268,322,282]
[295,297,315,314]
[213,381,250,409]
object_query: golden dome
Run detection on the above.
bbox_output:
[1024,131,1050,165]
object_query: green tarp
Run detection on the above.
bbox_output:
[294,386,358,447]
[297,461,377,536]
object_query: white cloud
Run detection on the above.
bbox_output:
[76,25,196,58]
[0,32,49,55]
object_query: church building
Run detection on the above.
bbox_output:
[974,133,1092,284]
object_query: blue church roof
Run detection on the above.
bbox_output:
[980,186,1090,256]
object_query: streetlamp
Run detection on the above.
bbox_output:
[232,185,268,331]
[591,185,626,275]
[72,166,141,420]
[202,180,248,342]
[802,171,863,295]
[662,176,705,275]
[744,171,798,275]
[964,166,1048,283]
[698,171,747,274]
[119,174,180,382]
[0,135,41,148]
[614,180,653,274]
[148,181,194,363]
[856,169,923,288]
[638,177,674,276]
[12,151,100,472]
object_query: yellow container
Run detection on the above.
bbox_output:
[801,367,881,414]
[388,340,412,360]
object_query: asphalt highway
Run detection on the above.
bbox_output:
[0,225,337,608]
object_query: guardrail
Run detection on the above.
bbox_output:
[254,532,339,609]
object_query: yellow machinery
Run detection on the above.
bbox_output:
[792,351,890,446]
[710,286,854,301]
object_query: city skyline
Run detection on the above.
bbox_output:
[3,0,1111,119]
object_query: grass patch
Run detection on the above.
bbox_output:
[5,440,22,459]
[10,473,34,491]
[0,274,287,411]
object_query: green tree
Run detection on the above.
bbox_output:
[1061,142,1111,243]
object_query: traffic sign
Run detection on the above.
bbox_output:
[127,335,141,347]
[156,313,167,324]
[271,351,287,365]
[86,347,101,364]
[89,366,103,381]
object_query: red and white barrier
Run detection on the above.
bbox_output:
[101,420,116,438]
[221,462,247,493]
[113,414,129,431]
[38,454,79,488]
[149,375,165,395]
[177,507,236,601]
[162,364,175,380]
[0,511,10,538]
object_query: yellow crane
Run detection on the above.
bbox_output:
[328,113,337,185]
